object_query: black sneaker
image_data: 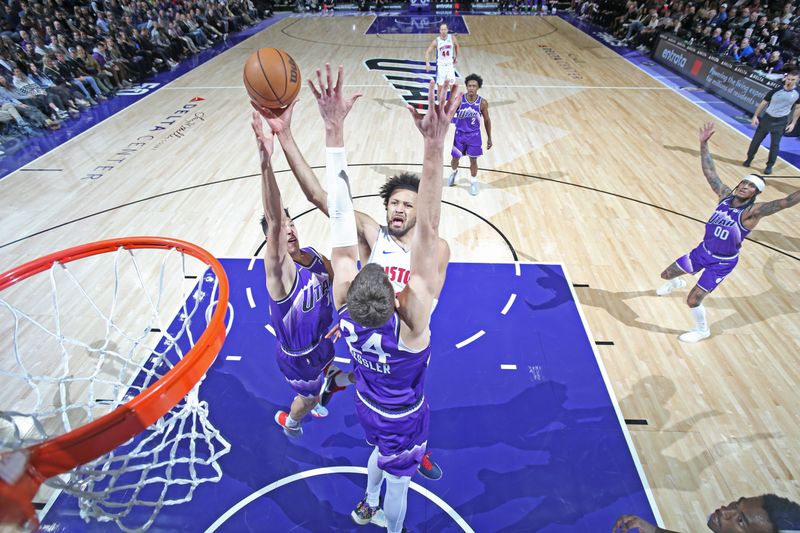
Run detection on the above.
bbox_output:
[743,159,752,167]
[320,365,347,406]
[417,451,443,480]
[764,166,773,175]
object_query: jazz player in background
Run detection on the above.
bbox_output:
[249,107,347,438]
[447,73,492,196]
[425,23,460,99]
[283,68,449,480]
[309,61,460,533]
[656,122,800,342]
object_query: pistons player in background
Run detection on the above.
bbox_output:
[425,23,460,100]
[447,73,492,196]
[249,107,348,438]
[656,122,800,342]
[278,65,449,480]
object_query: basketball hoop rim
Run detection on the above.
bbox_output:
[0,236,229,524]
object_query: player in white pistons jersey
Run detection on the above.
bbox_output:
[279,65,449,480]
[425,23,460,99]
[367,225,411,293]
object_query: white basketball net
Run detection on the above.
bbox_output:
[0,246,231,532]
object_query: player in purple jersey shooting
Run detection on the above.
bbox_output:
[447,73,492,196]
[250,107,348,438]
[308,63,460,532]
[656,122,800,343]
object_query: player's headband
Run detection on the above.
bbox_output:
[742,174,766,192]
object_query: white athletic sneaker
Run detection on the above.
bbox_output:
[656,278,686,296]
[310,403,329,418]
[470,182,479,196]
[447,169,457,187]
[678,328,711,343]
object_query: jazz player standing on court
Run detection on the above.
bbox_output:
[656,122,800,342]
[249,108,345,437]
[309,62,460,532]
[425,23,460,99]
[448,73,492,196]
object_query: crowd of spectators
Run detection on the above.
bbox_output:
[575,0,800,74]
[0,0,274,145]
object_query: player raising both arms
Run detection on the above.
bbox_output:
[425,23,460,99]
[656,122,800,342]
[310,62,460,532]
[280,69,450,475]
[448,72,492,196]
[250,108,347,438]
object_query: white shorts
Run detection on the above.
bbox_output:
[435,65,456,86]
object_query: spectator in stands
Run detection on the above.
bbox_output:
[709,4,728,27]
[719,29,735,53]
[12,65,76,118]
[0,79,59,130]
[71,45,117,93]
[54,50,107,101]
[613,493,800,533]
[709,26,724,49]
[730,37,755,61]
[27,62,85,113]
[764,50,785,72]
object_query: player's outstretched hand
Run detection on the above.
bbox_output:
[250,110,275,166]
[324,323,341,342]
[699,122,715,144]
[307,63,363,129]
[408,79,462,143]
[251,99,297,136]
[611,514,658,533]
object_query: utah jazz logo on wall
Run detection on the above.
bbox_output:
[365,58,460,111]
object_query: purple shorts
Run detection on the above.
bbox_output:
[355,392,429,477]
[452,132,483,159]
[675,243,739,292]
[275,338,334,398]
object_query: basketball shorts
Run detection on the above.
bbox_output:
[675,243,739,293]
[452,131,483,158]
[355,392,429,477]
[436,65,456,86]
[275,338,334,398]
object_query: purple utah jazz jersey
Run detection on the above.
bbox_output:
[267,247,333,353]
[339,307,430,411]
[703,197,752,257]
[453,94,482,137]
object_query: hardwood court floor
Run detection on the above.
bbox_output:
[1,14,798,532]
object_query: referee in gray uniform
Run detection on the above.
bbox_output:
[744,70,800,175]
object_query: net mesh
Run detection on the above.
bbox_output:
[0,245,230,532]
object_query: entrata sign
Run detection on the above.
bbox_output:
[653,34,779,113]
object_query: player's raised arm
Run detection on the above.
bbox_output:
[259,100,331,216]
[699,122,732,200]
[748,187,800,222]
[251,110,296,301]
[308,64,362,306]
[402,80,461,331]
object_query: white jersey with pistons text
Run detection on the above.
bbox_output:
[367,225,411,293]
[436,34,454,67]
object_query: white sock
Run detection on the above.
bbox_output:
[366,447,383,507]
[334,372,351,388]
[286,414,300,428]
[384,473,411,533]
[470,174,477,184]
[690,304,707,331]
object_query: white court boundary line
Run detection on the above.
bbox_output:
[203,466,475,533]
[559,262,664,527]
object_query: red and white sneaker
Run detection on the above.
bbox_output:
[274,410,303,437]
[310,403,329,418]
[417,451,442,480]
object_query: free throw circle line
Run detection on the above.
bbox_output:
[204,466,474,533]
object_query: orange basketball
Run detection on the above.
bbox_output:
[243,48,301,109]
